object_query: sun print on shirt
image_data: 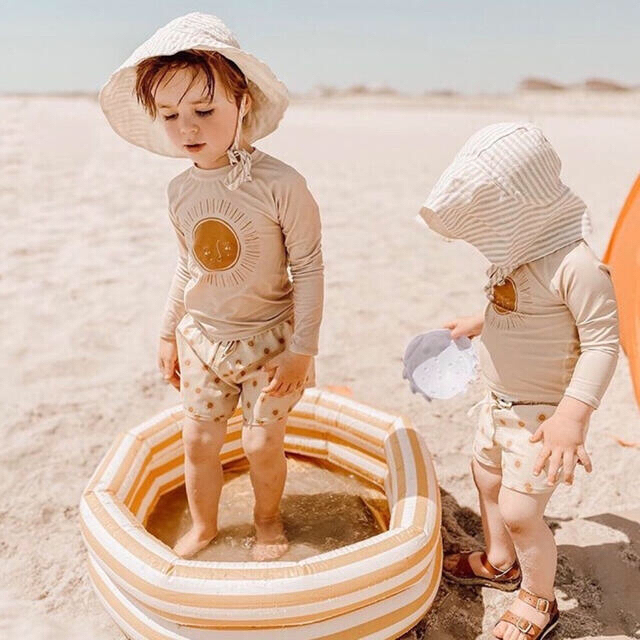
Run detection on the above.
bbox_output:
[492,277,518,314]
[487,270,532,329]
[193,219,239,271]
[181,198,260,287]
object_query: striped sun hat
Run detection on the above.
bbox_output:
[420,122,592,291]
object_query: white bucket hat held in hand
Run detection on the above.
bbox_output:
[419,122,592,295]
[99,12,289,190]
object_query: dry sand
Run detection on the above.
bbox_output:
[1,93,639,639]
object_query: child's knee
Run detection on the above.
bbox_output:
[181,417,224,460]
[243,427,284,464]
[499,492,545,536]
[502,514,529,536]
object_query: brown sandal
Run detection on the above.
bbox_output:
[442,551,521,591]
[498,589,560,639]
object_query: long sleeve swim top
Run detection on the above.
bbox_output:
[478,240,619,409]
[159,149,324,356]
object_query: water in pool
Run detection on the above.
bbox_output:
[145,454,390,562]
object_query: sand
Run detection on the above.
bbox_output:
[1,92,639,639]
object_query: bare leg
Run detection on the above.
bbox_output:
[173,416,226,558]
[493,487,555,639]
[444,459,517,576]
[242,417,288,561]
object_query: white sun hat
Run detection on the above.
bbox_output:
[420,122,592,293]
[99,12,289,188]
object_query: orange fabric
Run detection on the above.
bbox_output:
[603,175,640,407]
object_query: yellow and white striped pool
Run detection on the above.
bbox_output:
[80,388,442,639]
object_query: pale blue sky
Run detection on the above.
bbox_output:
[2,0,639,94]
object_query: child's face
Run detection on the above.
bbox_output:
[154,66,242,169]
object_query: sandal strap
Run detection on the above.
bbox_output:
[480,552,519,579]
[500,611,542,638]
[449,551,474,577]
[444,551,521,583]
[518,589,555,614]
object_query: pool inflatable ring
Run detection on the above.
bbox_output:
[80,388,442,639]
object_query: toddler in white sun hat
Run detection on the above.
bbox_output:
[419,123,619,640]
[100,13,324,560]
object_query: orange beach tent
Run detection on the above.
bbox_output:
[603,175,640,407]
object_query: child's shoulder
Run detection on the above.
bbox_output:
[166,167,192,203]
[254,152,319,219]
[531,239,599,273]
[548,240,612,296]
[556,240,605,274]
[253,151,309,190]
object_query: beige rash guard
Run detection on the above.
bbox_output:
[160,149,324,356]
[478,240,619,409]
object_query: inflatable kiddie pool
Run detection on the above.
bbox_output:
[80,388,442,639]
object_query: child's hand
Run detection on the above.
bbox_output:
[530,396,594,485]
[158,337,180,390]
[443,314,484,339]
[263,351,311,397]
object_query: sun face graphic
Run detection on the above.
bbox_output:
[492,277,518,315]
[181,198,260,287]
[193,219,240,271]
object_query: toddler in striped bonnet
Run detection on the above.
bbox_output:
[419,123,619,640]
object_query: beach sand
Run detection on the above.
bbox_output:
[1,93,638,639]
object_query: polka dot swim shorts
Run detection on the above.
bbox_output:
[175,314,314,424]
[472,395,567,494]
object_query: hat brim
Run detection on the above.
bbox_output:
[99,42,289,158]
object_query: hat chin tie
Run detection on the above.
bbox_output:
[224,94,252,191]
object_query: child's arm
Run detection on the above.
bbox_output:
[159,230,189,341]
[264,173,324,397]
[444,314,484,339]
[531,244,619,485]
[158,205,190,389]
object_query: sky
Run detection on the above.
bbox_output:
[1,0,639,94]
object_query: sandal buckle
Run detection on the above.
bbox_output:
[516,619,533,633]
[536,598,550,613]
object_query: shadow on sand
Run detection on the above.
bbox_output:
[553,511,640,638]
[402,493,640,639]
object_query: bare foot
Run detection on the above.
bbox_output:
[173,527,217,559]
[252,514,289,561]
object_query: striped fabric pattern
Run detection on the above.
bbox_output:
[420,122,592,291]
[80,388,443,638]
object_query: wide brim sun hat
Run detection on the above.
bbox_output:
[99,12,289,159]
